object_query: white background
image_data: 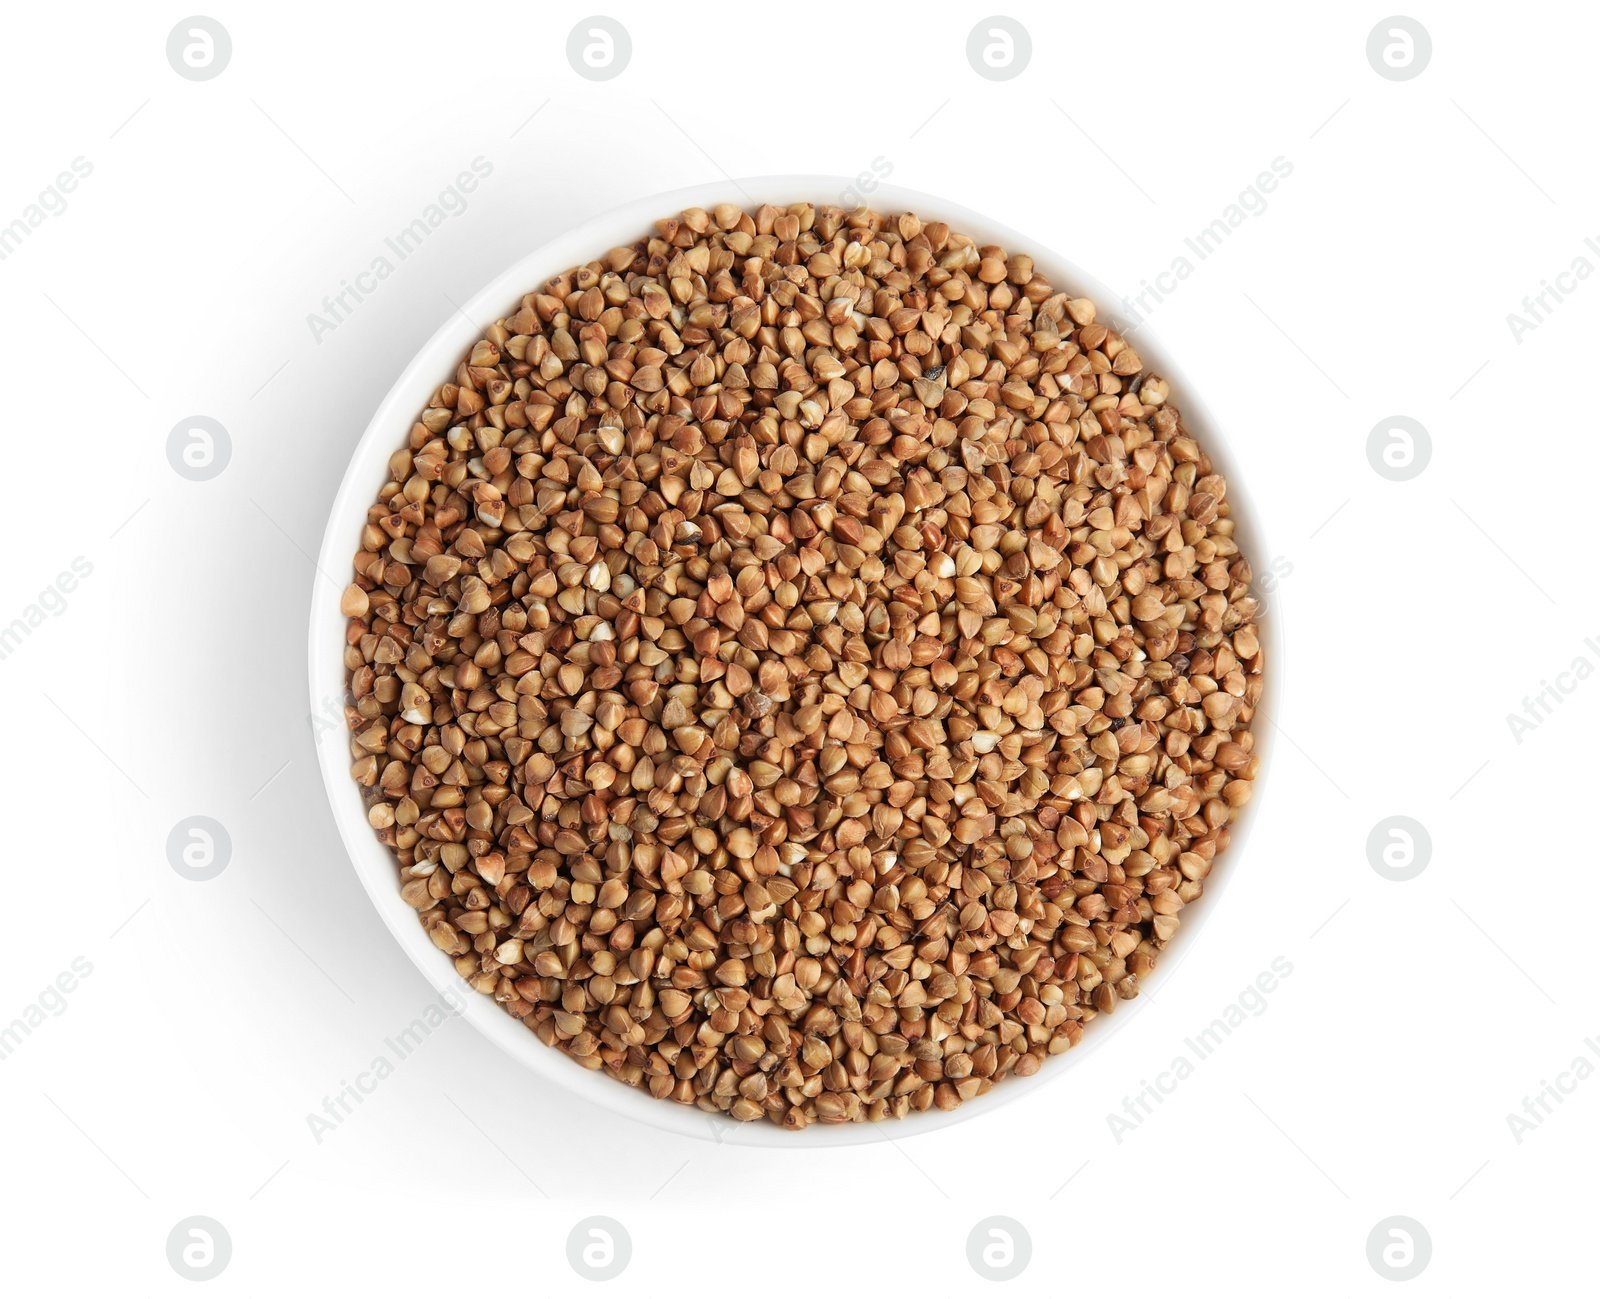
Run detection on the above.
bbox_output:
[2,1,1593,1292]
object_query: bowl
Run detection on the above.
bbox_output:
[309,175,1281,1147]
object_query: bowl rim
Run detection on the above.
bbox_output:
[309,173,1283,1148]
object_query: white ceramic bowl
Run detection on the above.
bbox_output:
[310,175,1281,1147]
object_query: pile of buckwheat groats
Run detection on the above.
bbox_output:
[338,201,1266,1127]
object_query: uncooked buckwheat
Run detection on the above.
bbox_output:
[340,201,1266,1126]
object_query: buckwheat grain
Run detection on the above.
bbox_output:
[340,202,1266,1126]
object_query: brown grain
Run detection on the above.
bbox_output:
[339,201,1267,1125]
